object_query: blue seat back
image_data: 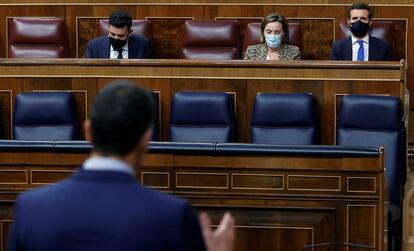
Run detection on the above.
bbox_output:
[13,92,77,140]
[337,95,405,205]
[251,93,319,144]
[149,91,160,141]
[169,92,234,143]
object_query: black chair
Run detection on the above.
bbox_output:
[251,93,319,144]
[336,94,405,251]
[169,92,234,143]
[13,92,77,140]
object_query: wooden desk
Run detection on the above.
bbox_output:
[0,59,406,145]
[0,141,385,251]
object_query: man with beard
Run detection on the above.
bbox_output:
[330,2,393,61]
[85,11,151,59]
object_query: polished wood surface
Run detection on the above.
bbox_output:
[0,1,414,4]
[0,145,385,251]
[0,59,405,144]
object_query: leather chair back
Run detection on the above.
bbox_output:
[169,92,234,142]
[336,94,404,206]
[96,19,152,41]
[243,22,303,56]
[13,92,77,140]
[8,18,66,58]
[338,20,395,51]
[181,20,239,60]
[251,93,318,144]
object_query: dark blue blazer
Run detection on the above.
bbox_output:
[85,34,152,59]
[8,169,206,251]
[330,36,393,61]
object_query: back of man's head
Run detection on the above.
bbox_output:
[109,10,133,31]
[91,81,154,156]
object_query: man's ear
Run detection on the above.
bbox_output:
[128,29,134,37]
[137,128,152,152]
[84,119,93,143]
[347,19,351,26]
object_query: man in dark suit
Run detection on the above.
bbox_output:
[7,81,234,251]
[330,2,392,61]
[85,11,151,59]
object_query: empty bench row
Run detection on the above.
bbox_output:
[11,91,404,146]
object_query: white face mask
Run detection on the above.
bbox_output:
[265,34,282,49]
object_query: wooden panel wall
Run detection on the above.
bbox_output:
[0,146,385,250]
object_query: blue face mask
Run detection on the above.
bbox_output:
[265,34,282,49]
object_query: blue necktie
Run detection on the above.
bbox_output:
[357,40,364,61]
[117,49,123,59]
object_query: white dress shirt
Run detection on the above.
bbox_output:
[110,42,129,59]
[351,35,369,61]
[83,156,134,176]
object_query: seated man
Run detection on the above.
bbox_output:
[85,11,151,59]
[8,81,234,251]
[330,2,392,61]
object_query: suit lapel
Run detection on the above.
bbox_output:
[102,37,110,58]
[344,37,353,61]
[368,36,376,60]
[128,35,136,58]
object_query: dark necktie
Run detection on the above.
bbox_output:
[357,40,364,61]
[117,49,123,59]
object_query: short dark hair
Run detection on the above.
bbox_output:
[261,13,289,43]
[109,10,133,31]
[348,2,373,20]
[91,81,154,156]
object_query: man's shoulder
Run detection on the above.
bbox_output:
[17,179,70,206]
[129,33,151,44]
[87,35,108,46]
[17,173,187,212]
[140,185,187,208]
[332,37,350,47]
[370,36,390,47]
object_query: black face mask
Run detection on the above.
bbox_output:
[349,20,370,38]
[109,36,127,51]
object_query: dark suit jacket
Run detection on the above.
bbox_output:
[330,36,393,61]
[8,169,206,251]
[85,34,152,59]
